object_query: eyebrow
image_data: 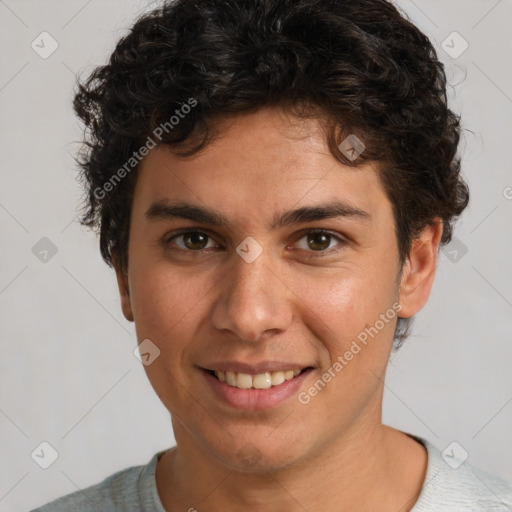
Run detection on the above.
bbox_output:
[145,200,370,229]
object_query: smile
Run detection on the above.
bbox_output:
[202,366,314,410]
[212,369,305,389]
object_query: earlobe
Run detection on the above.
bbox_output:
[398,219,443,319]
[113,254,134,322]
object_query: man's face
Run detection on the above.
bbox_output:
[120,108,405,470]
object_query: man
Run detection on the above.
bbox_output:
[34,0,512,510]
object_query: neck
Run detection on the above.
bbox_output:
[155,415,427,511]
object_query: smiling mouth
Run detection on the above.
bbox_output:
[207,368,313,390]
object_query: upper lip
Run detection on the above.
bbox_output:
[200,361,313,374]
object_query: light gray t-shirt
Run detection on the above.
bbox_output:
[32,435,512,511]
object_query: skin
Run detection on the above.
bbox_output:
[114,107,442,511]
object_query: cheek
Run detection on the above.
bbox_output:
[292,272,399,419]
[291,266,399,365]
[129,265,210,413]
[129,263,207,343]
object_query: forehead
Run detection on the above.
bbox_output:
[135,108,389,224]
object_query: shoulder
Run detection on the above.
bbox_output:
[31,451,166,512]
[411,435,512,512]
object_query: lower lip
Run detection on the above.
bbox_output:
[201,368,313,411]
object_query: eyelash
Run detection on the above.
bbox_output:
[163,229,348,258]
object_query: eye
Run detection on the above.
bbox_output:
[166,230,219,251]
[293,229,346,254]
[164,228,346,256]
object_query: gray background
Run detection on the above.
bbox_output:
[0,0,511,510]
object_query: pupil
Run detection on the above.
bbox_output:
[308,233,330,251]
[185,232,207,250]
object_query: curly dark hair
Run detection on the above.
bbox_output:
[73,0,469,348]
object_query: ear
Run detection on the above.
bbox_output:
[398,219,443,318]
[112,252,134,322]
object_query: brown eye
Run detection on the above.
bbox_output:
[307,232,332,251]
[182,232,209,250]
[167,231,217,251]
[293,229,346,256]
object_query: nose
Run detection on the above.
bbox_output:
[210,249,294,343]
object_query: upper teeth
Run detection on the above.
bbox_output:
[215,369,302,389]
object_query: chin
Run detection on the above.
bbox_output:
[211,435,310,474]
